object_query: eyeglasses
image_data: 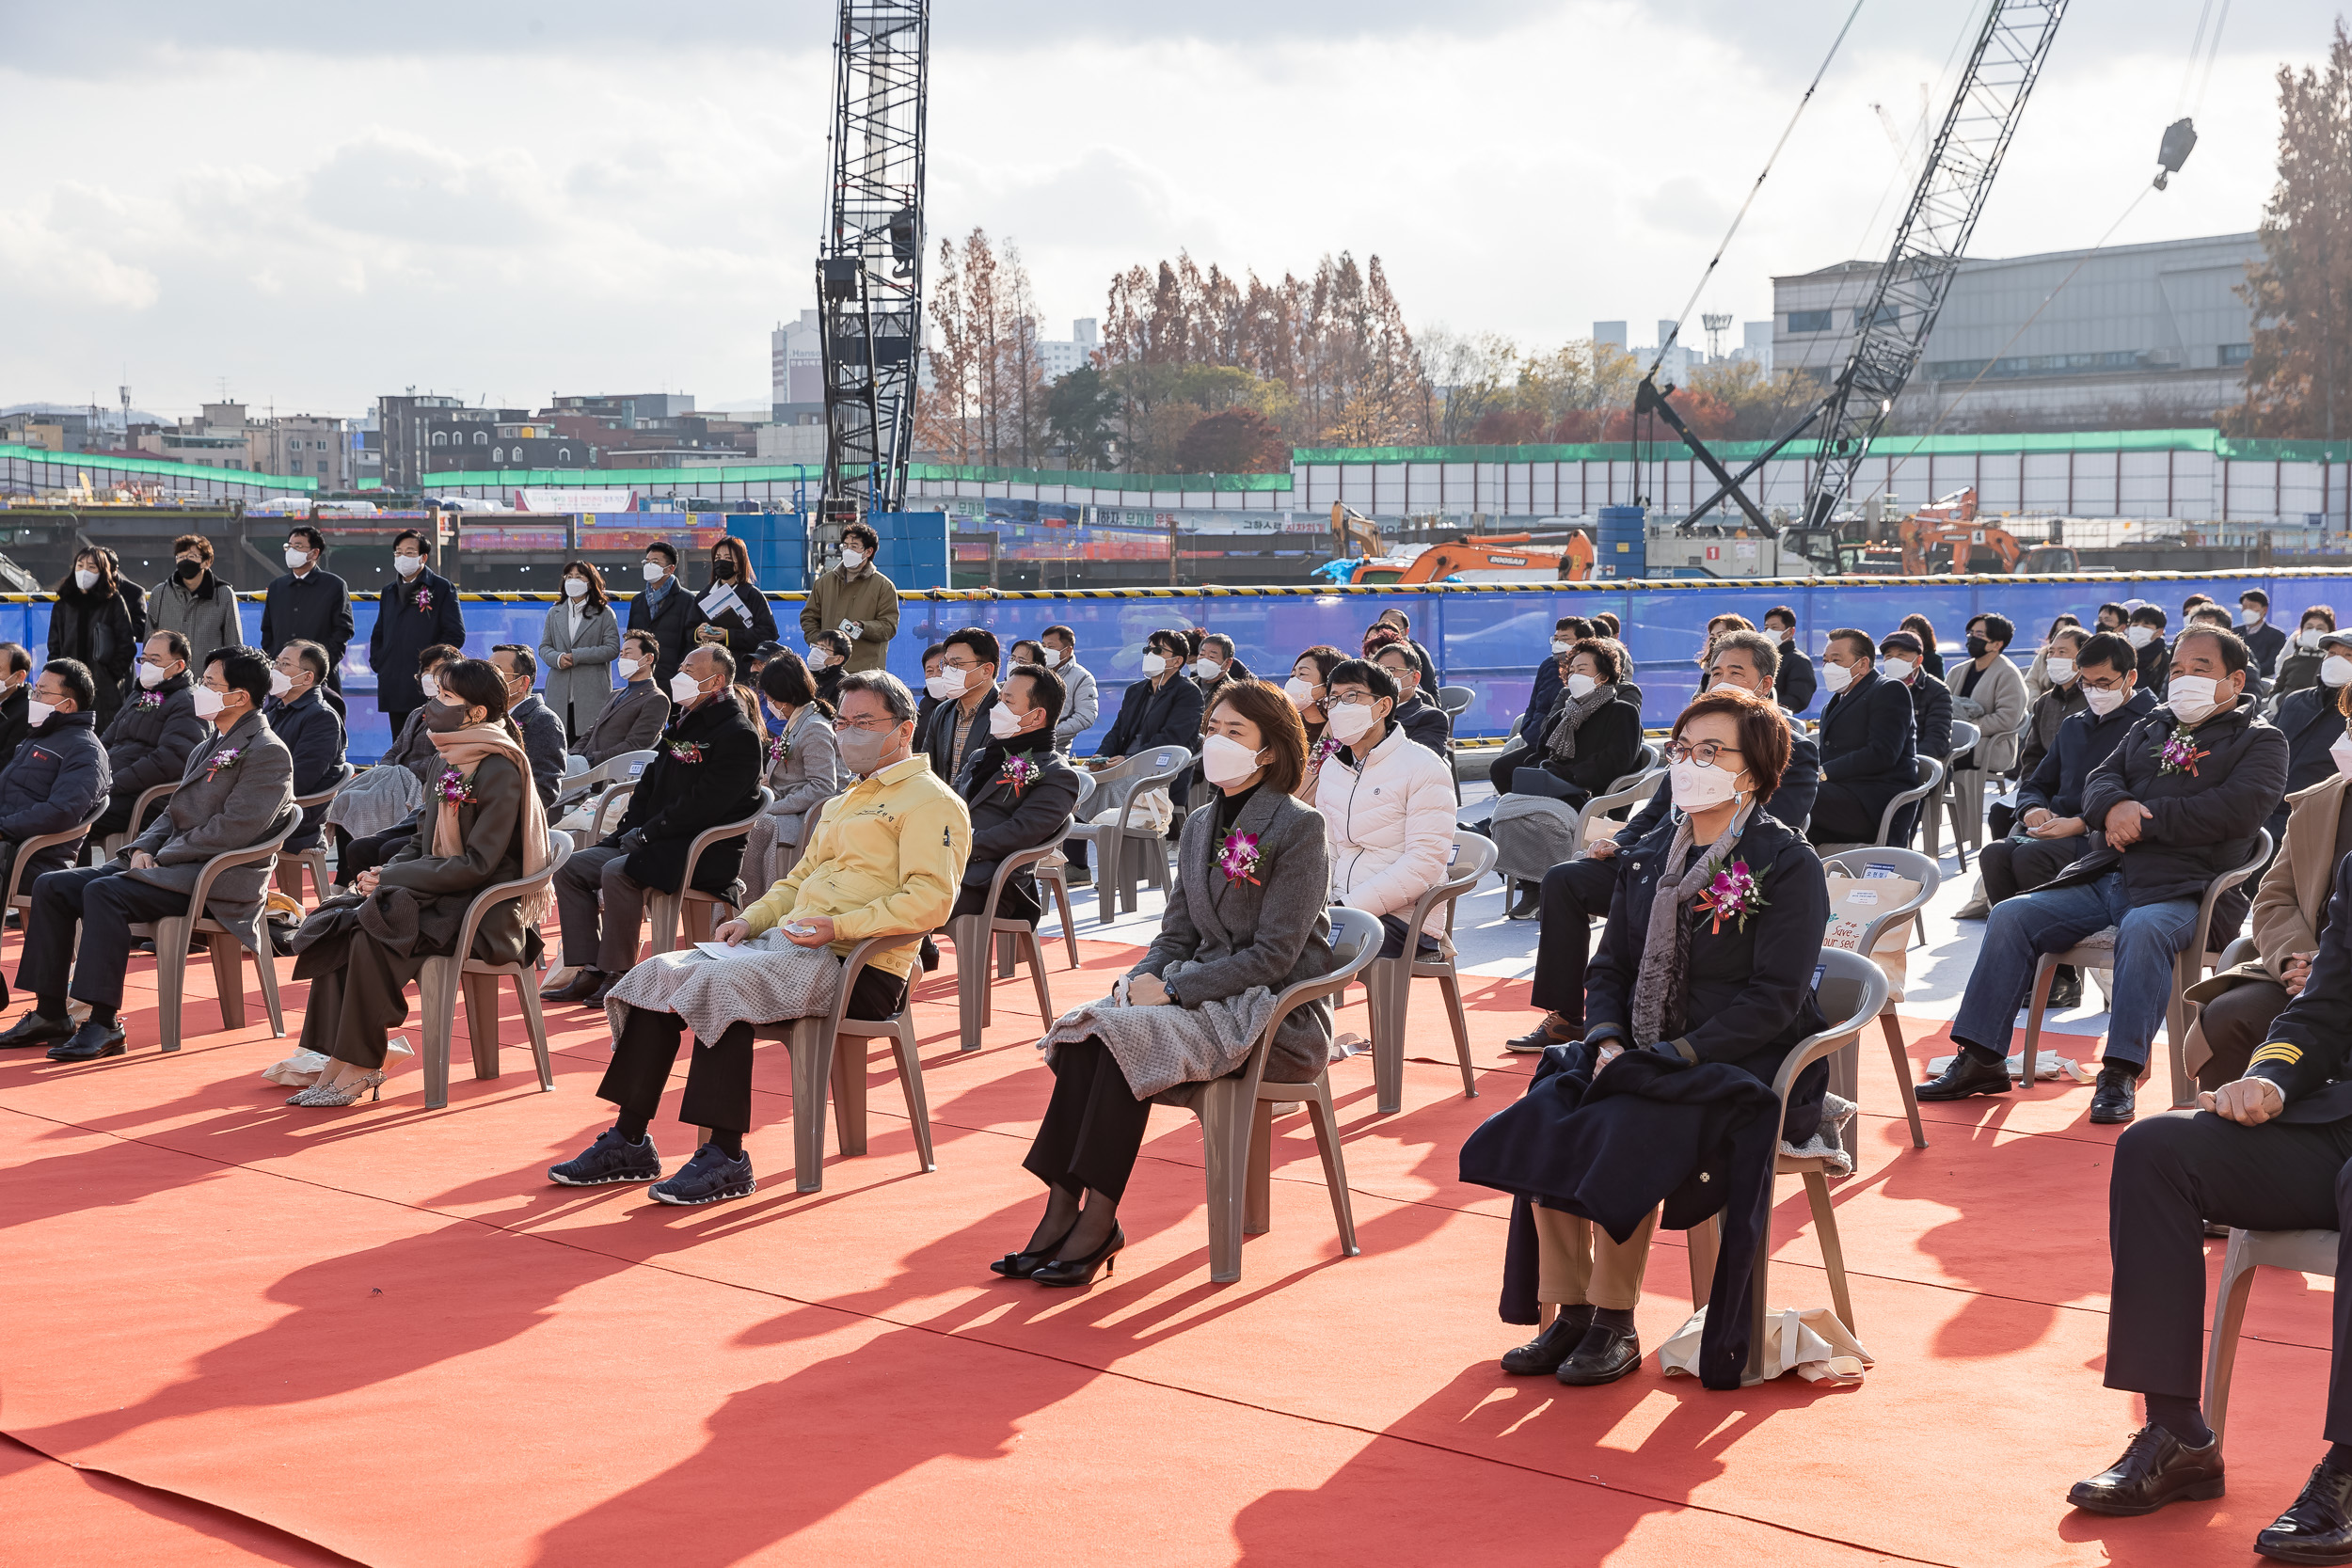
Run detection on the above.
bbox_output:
[1663,738,1744,768]
[1329,691,1382,707]
[838,714,902,733]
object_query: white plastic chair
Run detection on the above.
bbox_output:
[419,834,572,1109]
[745,931,935,1194]
[945,823,1071,1052]
[1820,847,1939,1148]
[1068,745,1193,922]
[1359,831,1493,1115]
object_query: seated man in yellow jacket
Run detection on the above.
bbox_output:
[549,669,970,1205]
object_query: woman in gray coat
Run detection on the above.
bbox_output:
[1000,677,1336,1289]
[150,534,245,657]
[537,561,622,742]
[740,652,844,894]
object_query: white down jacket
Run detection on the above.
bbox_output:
[1314,718,1458,937]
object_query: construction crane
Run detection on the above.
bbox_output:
[1640,0,2070,568]
[816,0,929,543]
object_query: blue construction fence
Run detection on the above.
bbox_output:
[0,566,2341,761]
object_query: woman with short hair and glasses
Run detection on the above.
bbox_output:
[1462,687,1832,1390]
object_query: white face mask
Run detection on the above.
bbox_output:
[564,578,589,599]
[283,546,310,569]
[2305,628,2331,650]
[2044,657,2076,684]
[1192,657,1222,681]
[614,658,640,681]
[1139,654,1168,677]
[2126,626,2155,648]
[804,649,830,671]
[393,553,424,578]
[25,698,56,727]
[1325,699,1378,745]
[1201,731,1264,786]
[2325,656,2352,689]
[1820,660,1853,694]
[2243,609,2265,626]
[1549,639,1572,657]
[1284,676,1316,707]
[643,561,668,583]
[72,568,97,592]
[192,686,226,720]
[418,670,440,700]
[136,660,172,689]
[987,702,1026,740]
[269,669,294,697]
[2082,682,2128,716]
[2167,673,2227,723]
[1668,757,1743,812]
[1564,672,1597,701]
[2333,734,2352,780]
[1880,657,1916,683]
[669,670,705,704]
[1044,646,1068,667]
[925,669,966,701]
[839,546,867,569]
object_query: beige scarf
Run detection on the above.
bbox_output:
[429,721,552,924]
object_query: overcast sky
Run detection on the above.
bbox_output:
[1,0,2339,420]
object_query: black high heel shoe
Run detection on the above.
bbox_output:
[990,1227,1073,1280]
[1028,1223,1125,1288]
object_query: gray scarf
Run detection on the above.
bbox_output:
[1629,803,1753,1050]
[1545,680,1619,764]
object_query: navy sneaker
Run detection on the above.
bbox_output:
[548,1128,662,1187]
[647,1144,755,1206]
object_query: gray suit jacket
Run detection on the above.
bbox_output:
[760,705,844,848]
[1136,785,1336,1083]
[574,678,671,768]
[538,599,622,731]
[124,708,298,928]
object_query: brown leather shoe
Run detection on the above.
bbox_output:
[539,968,604,1005]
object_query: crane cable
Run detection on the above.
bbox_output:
[1645,0,1868,386]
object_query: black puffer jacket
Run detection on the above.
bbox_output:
[2066,691,2288,910]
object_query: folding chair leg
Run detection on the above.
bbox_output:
[1050,873,1079,968]
[2202,1235,2258,1451]
[947,914,985,1052]
[210,936,247,1031]
[788,1017,836,1194]
[832,1032,869,1157]
[1095,830,1120,926]
[460,969,502,1079]
[1199,1081,1249,1283]
[1024,928,1054,1022]
[254,938,286,1037]
[1304,1076,1359,1258]
[153,917,189,1053]
[418,958,458,1110]
[514,972,555,1092]
[1243,1099,1275,1236]
[995,928,1017,979]
[1804,1168,1855,1334]
[891,1017,936,1174]
[1881,1009,1928,1148]
[1438,971,1477,1100]
[2019,955,2059,1088]
[1369,962,1403,1116]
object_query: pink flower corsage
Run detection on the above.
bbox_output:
[998,754,1038,797]
[437,767,476,807]
[413,585,433,612]
[668,740,705,764]
[202,747,241,783]
[768,734,791,767]
[2155,724,2209,777]
[134,691,163,711]
[1216,829,1263,886]
[1692,857,1768,935]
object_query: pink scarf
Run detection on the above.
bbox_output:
[430,721,551,924]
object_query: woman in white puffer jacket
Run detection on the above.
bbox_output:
[1313,657,1460,958]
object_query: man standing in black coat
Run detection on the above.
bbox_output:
[2237,587,2288,678]
[1762,605,1816,714]
[96,631,208,841]
[368,529,467,738]
[952,661,1081,924]
[260,526,355,693]
[2069,846,2352,1549]
[543,645,763,1007]
[626,542,697,687]
[1807,628,1917,848]
[1922,626,2287,1124]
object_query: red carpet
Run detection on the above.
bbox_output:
[0,930,2333,1565]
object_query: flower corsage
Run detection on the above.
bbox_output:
[133,690,163,712]
[669,740,705,764]
[1692,856,1768,935]
[2155,724,2209,777]
[1216,829,1263,886]
[412,585,433,613]
[201,747,241,783]
[436,767,477,808]
[998,754,1038,797]
[768,733,791,768]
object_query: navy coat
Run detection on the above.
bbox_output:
[1775,642,1818,715]
[2015,688,2156,821]
[626,580,699,687]
[369,569,468,715]
[2248,848,2352,1125]
[263,687,348,850]
[1817,669,1917,828]
[2268,683,2346,846]
[0,711,110,874]
[1519,656,1565,741]
[1098,672,1205,759]
[509,692,568,810]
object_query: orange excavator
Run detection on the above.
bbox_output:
[1896,487,2078,575]
[1332,502,1595,583]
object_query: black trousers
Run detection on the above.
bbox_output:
[1529,857,1616,1023]
[1487,740,1534,791]
[16,864,190,1010]
[949,877,1040,924]
[337,826,415,887]
[1024,1037,1153,1201]
[595,964,909,1136]
[1979,835,2088,906]
[2106,1109,2352,1438]
[1806,783,1883,847]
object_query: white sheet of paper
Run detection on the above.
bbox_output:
[692,942,737,959]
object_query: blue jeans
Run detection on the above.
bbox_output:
[1948,870,2199,1069]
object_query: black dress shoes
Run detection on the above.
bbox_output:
[1916,1050,2012,1101]
[539,968,604,1005]
[1505,886,1543,921]
[585,974,624,1008]
[2256,1459,2352,1563]
[1555,1322,1642,1386]
[2049,964,2085,1010]
[0,1010,73,1049]
[46,1021,127,1063]
[2067,1425,2225,1515]
[1500,1307,1595,1375]
[2090,1067,2138,1125]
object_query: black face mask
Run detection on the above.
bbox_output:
[712,561,738,581]
[1965,635,1989,658]
[176,560,203,583]
[421,700,473,734]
